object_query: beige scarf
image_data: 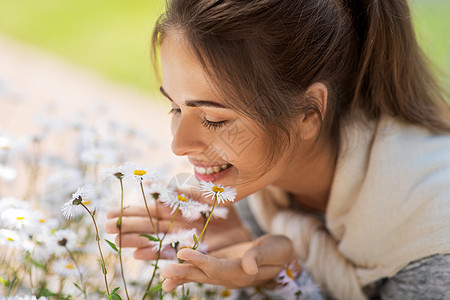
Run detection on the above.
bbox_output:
[247,116,450,299]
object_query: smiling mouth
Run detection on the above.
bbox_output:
[194,163,233,175]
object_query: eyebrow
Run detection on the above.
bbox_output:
[159,86,227,109]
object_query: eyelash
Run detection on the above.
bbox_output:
[168,108,227,131]
[201,117,227,130]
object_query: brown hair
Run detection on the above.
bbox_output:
[152,0,450,161]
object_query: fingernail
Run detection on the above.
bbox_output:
[177,248,197,260]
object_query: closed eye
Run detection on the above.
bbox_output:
[168,108,181,115]
[202,117,227,130]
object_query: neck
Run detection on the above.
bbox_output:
[273,138,337,213]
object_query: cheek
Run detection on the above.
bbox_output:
[213,127,267,172]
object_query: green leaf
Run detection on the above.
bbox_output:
[30,258,46,270]
[0,276,8,286]
[97,258,107,275]
[148,282,163,294]
[105,239,119,253]
[110,294,122,300]
[140,234,159,242]
[73,282,83,292]
[116,216,122,229]
[108,287,122,300]
[193,234,198,243]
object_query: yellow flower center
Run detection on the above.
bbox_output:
[212,186,224,193]
[286,267,294,280]
[7,238,14,242]
[221,289,231,297]
[82,200,91,205]
[39,219,46,223]
[16,217,25,220]
[65,263,75,269]
[134,170,146,176]
[177,195,188,202]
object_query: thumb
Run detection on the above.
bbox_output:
[241,235,295,275]
[241,247,261,275]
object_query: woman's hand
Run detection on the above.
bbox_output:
[160,234,298,292]
[104,203,252,259]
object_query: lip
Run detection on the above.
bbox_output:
[194,165,233,182]
[188,158,229,168]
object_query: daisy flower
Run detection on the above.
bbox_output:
[1,207,32,230]
[0,296,48,300]
[80,147,116,165]
[0,196,30,212]
[61,184,95,219]
[30,214,58,235]
[182,203,229,222]
[0,164,16,182]
[123,162,156,182]
[0,134,14,151]
[30,237,53,262]
[200,181,236,204]
[148,181,169,200]
[49,229,78,256]
[51,258,80,277]
[101,165,125,181]
[160,193,200,214]
[0,229,27,250]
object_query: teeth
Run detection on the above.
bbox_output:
[196,167,206,174]
[195,164,231,175]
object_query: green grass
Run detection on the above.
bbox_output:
[0,0,448,95]
[411,0,450,86]
[0,1,165,95]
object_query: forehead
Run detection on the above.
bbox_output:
[160,32,218,102]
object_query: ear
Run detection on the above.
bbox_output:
[299,82,328,140]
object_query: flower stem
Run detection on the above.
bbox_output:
[118,178,130,300]
[193,195,217,250]
[81,203,110,296]
[64,246,87,300]
[140,181,158,238]
[142,206,180,300]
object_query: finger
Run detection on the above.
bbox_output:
[105,216,192,234]
[134,246,161,260]
[242,249,259,275]
[114,233,151,248]
[210,241,253,259]
[104,216,156,234]
[162,258,282,288]
[176,248,250,283]
[242,235,294,274]
[106,205,173,219]
[134,246,177,260]
[162,277,190,293]
[161,263,223,286]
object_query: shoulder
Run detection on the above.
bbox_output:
[327,115,450,285]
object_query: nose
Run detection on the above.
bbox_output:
[171,115,207,156]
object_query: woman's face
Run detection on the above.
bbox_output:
[160,32,302,201]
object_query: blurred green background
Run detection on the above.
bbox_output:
[0,0,448,97]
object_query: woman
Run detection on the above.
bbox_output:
[105,0,450,298]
